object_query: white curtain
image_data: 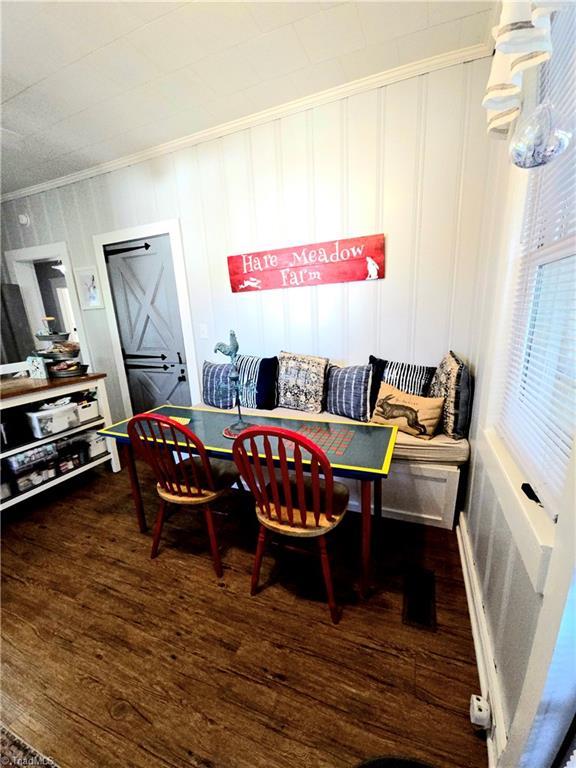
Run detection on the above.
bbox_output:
[483,2,561,135]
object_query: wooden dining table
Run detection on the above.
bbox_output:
[99,405,397,596]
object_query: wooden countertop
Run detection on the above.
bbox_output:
[0,373,106,400]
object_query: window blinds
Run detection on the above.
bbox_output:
[499,6,576,518]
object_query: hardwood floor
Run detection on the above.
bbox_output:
[1,463,487,768]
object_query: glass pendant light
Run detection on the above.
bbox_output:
[509,100,572,168]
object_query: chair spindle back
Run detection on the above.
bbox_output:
[233,426,334,527]
[128,414,215,499]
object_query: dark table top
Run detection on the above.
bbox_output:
[99,405,397,479]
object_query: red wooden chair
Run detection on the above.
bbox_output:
[128,414,239,574]
[232,426,349,624]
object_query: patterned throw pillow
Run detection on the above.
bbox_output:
[236,355,278,409]
[368,355,436,413]
[371,382,444,439]
[429,351,473,439]
[202,362,235,409]
[325,364,372,422]
[277,352,328,413]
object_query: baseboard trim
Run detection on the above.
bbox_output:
[457,512,508,766]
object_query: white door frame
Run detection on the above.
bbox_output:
[92,219,200,418]
[4,241,92,369]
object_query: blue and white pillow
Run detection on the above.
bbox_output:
[278,352,329,413]
[326,364,372,422]
[236,355,278,409]
[202,362,235,409]
[369,355,436,413]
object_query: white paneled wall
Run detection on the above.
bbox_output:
[2,57,491,422]
[467,457,542,731]
[457,137,546,756]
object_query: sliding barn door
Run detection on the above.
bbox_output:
[104,234,190,413]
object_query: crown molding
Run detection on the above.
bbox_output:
[1,42,492,204]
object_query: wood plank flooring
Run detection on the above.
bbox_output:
[1,463,487,768]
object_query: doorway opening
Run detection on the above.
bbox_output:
[2,243,88,370]
[102,232,192,414]
[93,220,199,418]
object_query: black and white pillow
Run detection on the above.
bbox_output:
[236,355,278,409]
[326,364,372,422]
[369,355,436,413]
[202,362,235,409]
[429,351,473,439]
[277,352,328,413]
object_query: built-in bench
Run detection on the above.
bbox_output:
[198,403,469,530]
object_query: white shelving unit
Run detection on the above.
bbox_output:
[0,453,112,510]
[1,418,105,459]
[0,374,120,510]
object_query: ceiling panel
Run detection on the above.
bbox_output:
[357,1,430,45]
[294,4,367,64]
[1,1,496,195]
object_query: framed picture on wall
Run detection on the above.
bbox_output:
[74,267,103,310]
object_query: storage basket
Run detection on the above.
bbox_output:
[77,400,100,424]
[26,403,79,438]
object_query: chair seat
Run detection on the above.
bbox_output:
[257,476,349,538]
[156,456,239,505]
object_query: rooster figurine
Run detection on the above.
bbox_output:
[214,330,239,367]
[214,330,254,438]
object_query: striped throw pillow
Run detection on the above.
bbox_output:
[369,356,436,413]
[236,355,278,409]
[326,364,372,422]
[202,362,235,409]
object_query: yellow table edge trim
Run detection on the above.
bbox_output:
[101,407,399,476]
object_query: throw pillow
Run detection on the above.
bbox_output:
[202,362,235,409]
[326,364,372,422]
[277,352,329,413]
[368,355,436,413]
[429,351,473,439]
[236,355,278,409]
[371,382,444,439]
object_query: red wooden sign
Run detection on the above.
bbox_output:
[227,234,385,293]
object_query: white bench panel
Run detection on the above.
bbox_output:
[344,461,461,530]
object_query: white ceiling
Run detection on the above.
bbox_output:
[1,1,496,196]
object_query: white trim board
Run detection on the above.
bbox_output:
[479,428,555,594]
[1,43,492,203]
[457,512,508,766]
[92,219,200,419]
